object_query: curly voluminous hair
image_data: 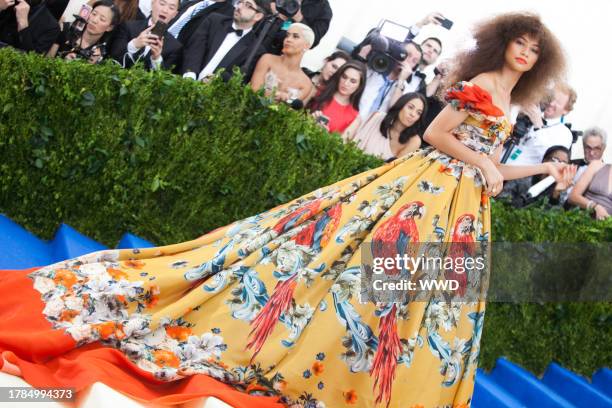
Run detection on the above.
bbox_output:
[445,12,566,106]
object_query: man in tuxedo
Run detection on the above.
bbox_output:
[181,0,271,82]
[110,0,182,71]
[0,0,60,54]
[167,0,233,46]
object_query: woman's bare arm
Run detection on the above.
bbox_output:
[249,54,273,91]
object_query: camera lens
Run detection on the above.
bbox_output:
[369,52,390,74]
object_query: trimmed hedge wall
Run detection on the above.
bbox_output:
[0,49,610,377]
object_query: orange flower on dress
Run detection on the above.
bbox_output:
[93,322,125,340]
[152,350,181,368]
[53,269,78,288]
[145,285,160,309]
[343,390,358,405]
[123,259,145,269]
[60,309,79,322]
[107,268,129,280]
[165,326,193,341]
[312,361,324,376]
[481,192,489,207]
[409,405,425,408]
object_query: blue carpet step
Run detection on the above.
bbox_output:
[49,223,108,261]
[472,368,526,407]
[542,363,612,407]
[0,214,53,269]
[0,214,156,269]
[592,368,612,399]
[486,358,576,407]
[117,233,155,250]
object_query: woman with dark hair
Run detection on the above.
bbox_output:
[305,49,350,101]
[48,0,120,63]
[0,12,570,408]
[307,60,366,134]
[346,92,427,160]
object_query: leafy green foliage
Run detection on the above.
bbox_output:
[0,49,609,377]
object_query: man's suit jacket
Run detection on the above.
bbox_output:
[181,13,263,81]
[0,5,60,54]
[110,19,182,71]
[171,0,233,46]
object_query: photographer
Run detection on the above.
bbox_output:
[505,83,577,166]
[499,145,577,208]
[356,39,422,119]
[0,0,60,54]
[47,0,120,64]
[110,0,182,71]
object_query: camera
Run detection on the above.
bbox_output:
[564,123,583,144]
[362,30,407,75]
[511,114,533,142]
[275,0,300,18]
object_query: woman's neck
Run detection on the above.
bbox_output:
[281,53,303,71]
[390,119,406,135]
[496,66,522,96]
[333,92,350,105]
[81,31,103,48]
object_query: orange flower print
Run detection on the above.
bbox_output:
[165,326,193,341]
[60,309,79,322]
[410,405,425,408]
[93,322,125,340]
[343,390,358,405]
[123,259,145,269]
[108,268,129,281]
[152,350,181,368]
[312,361,324,376]
[53,269,78,288]
[480,192,489,208]
[145,285,160,309]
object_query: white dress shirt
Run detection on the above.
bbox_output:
[183,25,251,80]
[126,19,164,70]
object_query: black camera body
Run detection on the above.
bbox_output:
[275,0,300,18]
[364,30,406,75]
[512,114,534,142]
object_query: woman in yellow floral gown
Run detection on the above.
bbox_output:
[0,12,569,408]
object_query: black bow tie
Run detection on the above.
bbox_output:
[227,26,244,36]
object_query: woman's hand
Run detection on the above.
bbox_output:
[544,161,569,184]
[480,158,504,196]
[88,47,103,64]
[553,164,577,192]
[594,204,610,220]
[64,52,77,61]
[312,111,330,131]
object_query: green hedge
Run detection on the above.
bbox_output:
[0,49,610,378]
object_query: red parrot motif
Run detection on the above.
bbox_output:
[247,203,343,361]
[447,213,476,296]
[369,201,424,407]
[272,199,324,235]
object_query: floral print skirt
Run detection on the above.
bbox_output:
[1,147,489,408]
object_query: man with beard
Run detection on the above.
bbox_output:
[181,0,271,82]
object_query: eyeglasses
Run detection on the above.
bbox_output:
[234,0,261,12]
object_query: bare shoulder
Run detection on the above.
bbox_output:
[469,73,496,95]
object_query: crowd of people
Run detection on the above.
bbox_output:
[0,0,609,219]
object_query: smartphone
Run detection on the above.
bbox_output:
[150,21,168,38]
[317,115,330,126]
[78,4,92,19]
[435,16,454,30]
